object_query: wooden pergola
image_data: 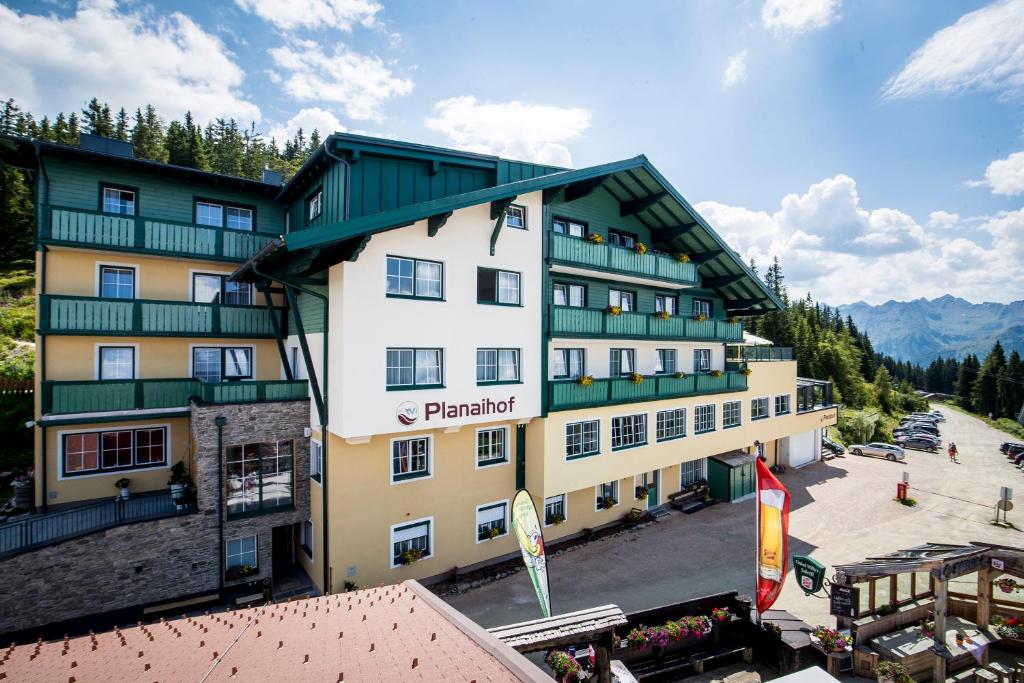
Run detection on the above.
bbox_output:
[834,542,1024,681]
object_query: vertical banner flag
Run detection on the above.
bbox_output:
[511,489,552,618]
[756,457,790,613]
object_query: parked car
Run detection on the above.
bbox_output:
[926,411,946,422]
[849,442,906,461]
[895,436,940,452]
[907,413,939,423]
[1008,444,1024,461]
[894,430,940,444]
[1000,442,1024,455]
[822,435,846,455]
[900,423,939,437]
[900,417,939,428]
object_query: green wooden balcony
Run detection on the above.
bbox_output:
[40,379,309,415]
[549,233,699,286]
[40,205,278,262]
[39,295,284,338]
[550,306,742,341]
[548,371,748,411]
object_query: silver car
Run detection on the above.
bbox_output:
[849,442,906,461]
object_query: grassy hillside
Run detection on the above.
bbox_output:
[0,259,34,379]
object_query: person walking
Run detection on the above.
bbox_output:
[948,442,959,464]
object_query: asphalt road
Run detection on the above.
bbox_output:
[442,405,1023,630]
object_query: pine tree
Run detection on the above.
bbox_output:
[874,365,893,413]
[999,350,1024,420]
[0,165,35,260]
[973,340,1007,416]
[114,108,130,142]
[0,99,20,135]
[82,97,114,137]
[955,354,979,409]
[66,113,81,144]
[131,105,167,162]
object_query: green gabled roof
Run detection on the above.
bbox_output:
[261,155,782,313]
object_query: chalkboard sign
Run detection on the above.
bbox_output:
[829,584,859,618]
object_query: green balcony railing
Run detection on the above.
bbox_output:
[41,205,278,262]
[39,295,284,338]
[548,370,748,411]
[726,346,794,362]
[40,379,309,415]
[550,306,743,341]
[549,233,699,286]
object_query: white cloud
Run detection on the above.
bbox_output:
[0,0,259,123]
[268,107,346,143]
[269,40,413,121]
[883,0,1024,99]
[424,96,591,167]
[761,0,842,35]
[693,175,1024,304]
[723,50,749,88]
[235,0,381,31]
[981,150,1024,195]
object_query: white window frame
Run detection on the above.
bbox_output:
[475,427,509,468]
[723,400,742,429]
[655,349,677,375]
[610,348,636,376]
[101,185,136,216]
[595,481,619,511]
[308,190,323,222]
[608,289,636,311]
[310,439,323,484]
[506,204,527,229]
[543,494,567,527]
[389,434,433,484]
[189,344,256,383]
[475,499,509,543]
[386,348,443,388]
[553,348,585,379]
[226,535,258,570]
[655,294,677,315]
[694,403,716,434]
[95,261,139,299]
[751,396,770,421]
[680,458,707,488]
[190,269,253,305]
[56,423,172,481]
[655,407,687,442]
[693,348,712,373]
[385,256,444,299]
[692,298,712,318]
[476,348,520,384]
[390,516,433,569]
[552,283,585,307]
[611,413,647,450]
[775,394,792,415]
[94,342,139,380]
[553,217,586,237]
[565,419,600,460]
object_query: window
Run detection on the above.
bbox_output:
[386,256,443,299]
[552,283,585,307]
[544,494,566,526]
[99,346,134,380]
[195,201,253,230]
[308,189,323,222]
[595,481,619,510]
[300,520,314,558]
[476,348,520,384]
[99,265,135,299]
[192,273,252,305]
[477,428,508,467]
[386,348,443,388]
[392,519,431,567]
[680,458,707,487]
[101,185,135,215]
[225,440,294,516]
[655,349,676,375]
[723,400,742,428]
[506,204,526,229]
[196,201,223,227]
[751,397,770,420]
[565,420,600,459]
[656,408,687,441]
[694,404,716,434]
[775,394,792,415]
[692,298,712,318]
[62,427,167,476]
[310,439,322,483]
[192,347,253,383]
[476,501,508,542]
[609,348,636,376]
[693,348,711,373]
[553,348,585,379]
[608,229,638,248]
[392,436,431,482]
[553,217,586,237]
[611,414,647,450]
[655,295,677,316]
[226,206,253,231]
[608,289,635,311]
[226,536,258,571]
[477,268,521,305]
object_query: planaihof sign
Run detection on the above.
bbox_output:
[395,396,517,427]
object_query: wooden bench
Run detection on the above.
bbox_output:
[668,485,710,512]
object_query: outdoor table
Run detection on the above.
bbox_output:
[870,616,1000,680]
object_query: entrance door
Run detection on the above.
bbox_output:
[636,471,660,509]
[271,524,295,582]
[733,462,755,500]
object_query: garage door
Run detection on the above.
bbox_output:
[789,430,817,468]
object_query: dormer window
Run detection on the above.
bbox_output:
[308,189,323,222]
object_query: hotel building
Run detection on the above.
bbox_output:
[0,132,836,633]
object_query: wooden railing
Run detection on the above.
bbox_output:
[550,306,743,341]
[548,371,748,411]
[40,205,278,262]
[39,295,284,338]
[549,233,699,285]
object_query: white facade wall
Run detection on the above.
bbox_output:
[546,339,725,379]
[327,192,543,439]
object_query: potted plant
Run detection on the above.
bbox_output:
[625,509,645,524]
[167,461,194,508]
[629,372,644,385]
[635,486,649,500]
[606,305,622,316]
[599,496,617,510]
[727,316,739,324]
[545,650,581,683]
[874,660,912,683]
[740,366,753,376]
[711,607,730,623]
[577,374,594,387]
[673,371,687,379]
[676,253,691,263]
[626,627,648,649]
[225,564,258,581]
[996,577,1021,593]
[11,473,33,511]
[653,310,670,320]
[710,369,724,378]
[399,548,424,565]
[545,512,565,526]
[632,242,648,255]
[693,312,707,322]
[481,526,501,541]
[812,625,852,653]
[586,233,604,244]
[115,477,131,500]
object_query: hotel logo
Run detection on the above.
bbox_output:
[396,401,419,426]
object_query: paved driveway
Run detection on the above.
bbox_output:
[443,405,1024,629]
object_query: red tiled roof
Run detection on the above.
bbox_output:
[0,581,548,682]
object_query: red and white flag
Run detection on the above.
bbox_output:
[756,457,790,613]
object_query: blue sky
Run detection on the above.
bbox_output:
[2,0,1024,305]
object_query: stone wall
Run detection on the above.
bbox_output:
[0,398,311,636]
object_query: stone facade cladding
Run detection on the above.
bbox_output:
[0,399,311,636]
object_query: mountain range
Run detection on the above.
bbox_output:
[836,296,1024,366]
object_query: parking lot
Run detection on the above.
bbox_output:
[443,405,1024,629]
